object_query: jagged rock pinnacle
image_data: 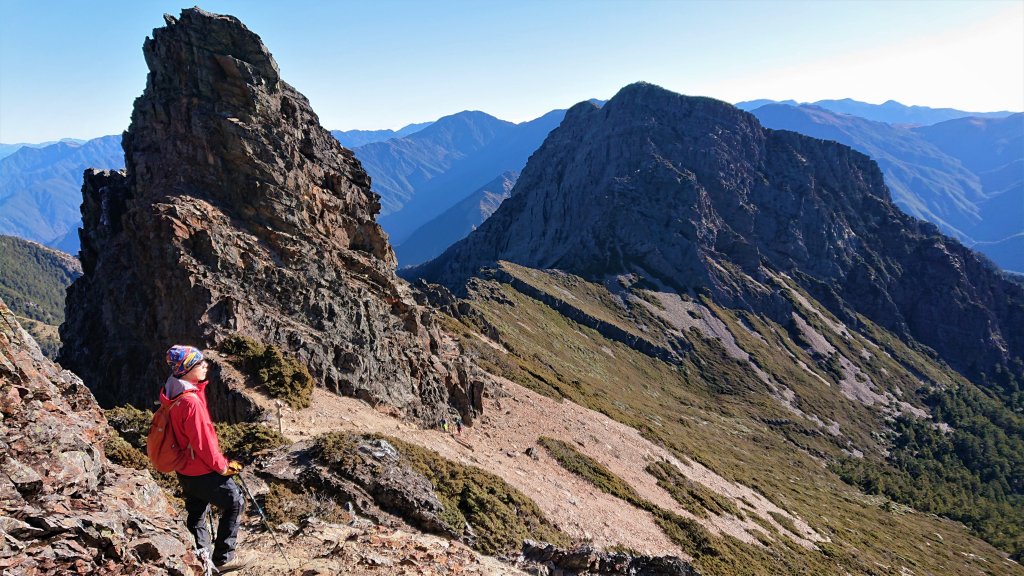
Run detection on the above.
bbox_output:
[60,8,479,422]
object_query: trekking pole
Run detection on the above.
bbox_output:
[234,473,293,570]
[208,507,217,547]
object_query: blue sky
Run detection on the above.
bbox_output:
[1,0,1022,143]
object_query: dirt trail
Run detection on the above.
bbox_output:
[256,383,681,556]
[250,371,823,559]
[231,520,527,575]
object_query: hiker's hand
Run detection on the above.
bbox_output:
[222,460,243,476]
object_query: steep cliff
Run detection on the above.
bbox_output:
[416,82,1023,385]
[1,297,196,574]
[59,8,477,422]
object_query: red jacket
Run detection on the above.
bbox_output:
[159,378,229,476]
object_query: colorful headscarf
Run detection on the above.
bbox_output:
[166,345,204,377]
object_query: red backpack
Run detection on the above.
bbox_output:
[146,391,195,473]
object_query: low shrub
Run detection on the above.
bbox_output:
[104,433,151,470]
[647,460,740,518]
[215,422,289,463]
[769,510,800,535]
[104,404,153,448]
[538,436,650,510]
[313,431,569,556]
[221,334,314,409]
[263,482,349,525]
[540,436,728,560]
[312,431,358,467]
[386,434,570,555]
[653,509,720,557]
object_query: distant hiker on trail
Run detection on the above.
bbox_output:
[455,416,463,436]
[159,345,249,573]
[441,417,449,433]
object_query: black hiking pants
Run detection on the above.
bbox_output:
[177,472,244,565]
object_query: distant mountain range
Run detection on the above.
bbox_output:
[330,121,432,148]
[0,138,87,160]
[356,109,566,246]
[1,98,1019,272]
[736,97,1015,125]
[1,107,562,267]
[914,114,1024,270]
[0,136,123,254]
[749,105,1023,272]
[394,170,518,267]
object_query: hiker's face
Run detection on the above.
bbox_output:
[185,360,209,382]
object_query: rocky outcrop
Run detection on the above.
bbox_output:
[59,8,478,423]
[0,297,197,575]
[259,438,458,540]
[521,541,696,575]
[415,82,1023,384]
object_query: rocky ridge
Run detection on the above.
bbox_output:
[59,9,478,423]
[0,296,197,575]
[415,82,1023,384]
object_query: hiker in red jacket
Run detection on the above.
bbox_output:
[161,345,248,573]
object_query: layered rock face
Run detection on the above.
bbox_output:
[417,82,1023,382]
[1,297,196,574]
[60,8,475,421]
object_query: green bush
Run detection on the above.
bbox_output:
[215,422,289,463]
[105,405,153,449]
[540,436,731,560]
[104,434,151,470]
[313,430,359,467]
[221,334,314,409]
[647,460,740,518]
[832,383,1024,561]
[653,509,720,557]
[388,434,570,555]
[768,510,800,535]
[263,482,349,525]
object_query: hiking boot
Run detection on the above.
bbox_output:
[214,553,253,574]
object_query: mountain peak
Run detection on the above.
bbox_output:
[415,83,1022,384]
[60,8,478,423]
[154,8,280,87]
